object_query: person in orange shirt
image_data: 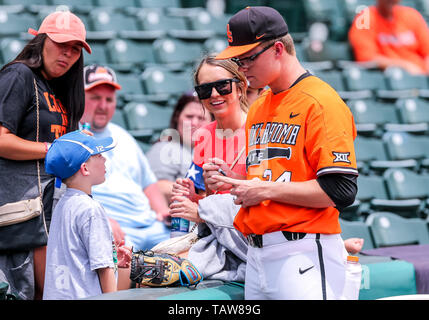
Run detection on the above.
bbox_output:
[205,7,359,300]
[349,0,429,75]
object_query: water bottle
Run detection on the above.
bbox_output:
[82,122,91,131]
[170,217,190,238]
[342,255,362,300]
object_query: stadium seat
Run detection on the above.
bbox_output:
[396,98,429,127]
[123,100,173,141]
[88,9,146,40]
[344,0,374,23]
[50,0,95,13]
[152,38,203,70]
[110,109,127,130]
[303,40,353,64]
[186,9,231,38]
[316,69,374,100]
[0,38,26,65]
[383,168,428,200]
[302,0,348,41]
[267,0,308,34]
[340,218,375,250]
[366,211,429,247]
[136,0,182,9]
[115,72,146,102]
[377,168,428,217]
[225,0,266,14]
[141,66,193,103]
[0,12,38,37]
[347,99,400,136]
[382,132,429,166]
[356,174,390,214]
[203,37,228,55]
[342,67,387,98]
[94,0,136,9]
[383,67,428,98]
[136,8,193,40]
[83,42,108,66]
[105,38,156,72]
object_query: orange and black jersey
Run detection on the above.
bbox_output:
[233,75,358,236]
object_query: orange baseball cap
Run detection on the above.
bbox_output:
[216,6,288,60]
[28,11,91,54]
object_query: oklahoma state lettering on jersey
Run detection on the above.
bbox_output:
[233,76,358,236]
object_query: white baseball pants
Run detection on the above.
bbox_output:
[245,232,349,300]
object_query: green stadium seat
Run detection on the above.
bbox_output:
[186,9,231,37]
[315,69,373,100]
[396,98,429,126]
[123,101,173,141]
[152,38,203,70]
[110,109,127,130]
[115,72,146,102]
[88,9,147,40]
[382,132,429,164]
[141,66,193,103]
[355,135,417,174]
[340,218,375,250]
[83,42,108,66]
[302,0,348,41]
[94,0,137,9]
[137,0,182,9]
[0,12,38,37]
[344,0,374,23]
[342,67,387,97]
[366,211,429,247]
[225,0,266,14]
[348,99,400,136]
[105,38,156,72]
[50,0,95,14]
[136,9,204,40]
[383,168,428,200]
[203,37,228,55]
[0,38,26,65]
[303,40,353,64]
[267,0,308,34]
[384,66,428,93]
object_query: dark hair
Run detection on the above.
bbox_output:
[169,91,206,130]
[2,34,85,132]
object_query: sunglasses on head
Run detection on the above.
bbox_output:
[194,78,240,100]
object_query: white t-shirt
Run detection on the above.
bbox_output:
[91,123,158,228]
[43,188,116,300]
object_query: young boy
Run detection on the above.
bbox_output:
[43,130,131,300]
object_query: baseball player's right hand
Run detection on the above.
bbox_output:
[202,158,233,192]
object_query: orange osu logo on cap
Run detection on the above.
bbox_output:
[226,24,233,43]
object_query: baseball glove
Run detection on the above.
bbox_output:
[130,250,203,287]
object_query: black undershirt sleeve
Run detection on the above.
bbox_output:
[316,173,358,211]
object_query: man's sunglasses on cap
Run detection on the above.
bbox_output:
[194,78,240,100]
[231,43,275,67]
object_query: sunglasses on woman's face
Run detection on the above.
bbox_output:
[194,78,240,100]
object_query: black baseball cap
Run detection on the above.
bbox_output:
[216,6,288,60]
[84,64,122,91]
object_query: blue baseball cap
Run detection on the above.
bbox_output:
[45,130,116,180]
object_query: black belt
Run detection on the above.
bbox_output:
[247,231,307,248]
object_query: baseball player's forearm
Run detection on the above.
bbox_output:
[267,179,335,208]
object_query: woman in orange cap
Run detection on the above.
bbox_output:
[0,10,91,300]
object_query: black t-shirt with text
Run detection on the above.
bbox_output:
[0,62,67,142]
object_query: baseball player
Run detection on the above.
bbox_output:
[205,7,359,299]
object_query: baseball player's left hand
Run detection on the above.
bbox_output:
[212,175,270,208]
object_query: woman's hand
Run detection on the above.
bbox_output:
[169,195,204,223]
